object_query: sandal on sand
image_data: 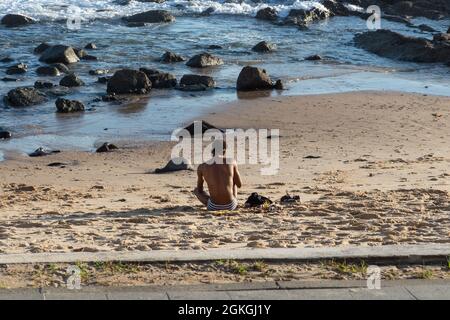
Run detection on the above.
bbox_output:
[280,193,300,204]
[244,192,273,208]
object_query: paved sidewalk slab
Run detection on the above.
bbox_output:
[0,244,448,264]
[348,287,415,300]
[405,284,450,300]
[0,289,43,300]
[0,280,449,300]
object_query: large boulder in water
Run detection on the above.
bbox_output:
[322,0,350,16]
[161,51,185,63]
[179,74,215,91]
[0,130,12,139]
[139,68,177,88]
[123,10,175,24]
[186,53,223,68]
[1,14,35,27]
[354,29,450,63]
[39,45,80,64]
[284,8,328,26]
[236,66,274,91]
[252,41,277,53]
[36,66,60,76]
[60,74,84,87]
[34,42,51,54]
[384,1,445,20]
[256,7,278,21]
[55,98,85,113]
[4,87,47,107]
[6,63,27,75]
[107,69,152,94]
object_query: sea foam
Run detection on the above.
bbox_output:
[0,0,326,22]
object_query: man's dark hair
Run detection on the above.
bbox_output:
[211,139,227,156]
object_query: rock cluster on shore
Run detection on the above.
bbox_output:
[1,0,450,128]
[355,29,450,64]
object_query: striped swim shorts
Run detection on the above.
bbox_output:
[207,198,238,211]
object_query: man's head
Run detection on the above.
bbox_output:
[211,139,227,157]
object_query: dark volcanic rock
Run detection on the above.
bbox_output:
[74,48,87,59]
[36,66,60,76]
[98,76,111,84]
[186,53,223,68]
[236,66,274,91]
[0,57,14,63]
[284,8,328,27]
[273,79,284,90]
[161,51,186,63]
[60,74,85,87]
[154,158,193,174]
[345,0,450,20]
[55,98,85,113]
[305,54,322,61]
[34,81,54,89]
[29,147,60,157]
[4,87,47,107]
[123,10,175,24]
[34,42,51,54]
[96,142,119,153]
[256,7,278,21]
[385,0,445,20]
[39,45,80,64]
[322,0,349,16]
[418,24,437,32]
[45,86,71,97]
[84,43,97,50]
[434,33,450,42]
[139,68,177,88]
[252,41,276,53]
[81,54,98,61]
[6,63,27,75]
[107,69,151,94]
[354,29,450,63]
[0,130,12,140]
[52,63,70,74]
[179,74,215,91]
[1,14,35,27]
[2,77,21,82]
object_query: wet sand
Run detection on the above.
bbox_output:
[0,91,449,254]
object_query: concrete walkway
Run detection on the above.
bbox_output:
[1,244,449,264]
[0,280,449,300]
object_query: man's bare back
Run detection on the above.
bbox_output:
[194,156,242,210]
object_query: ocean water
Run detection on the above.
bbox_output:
[0,0,449,156]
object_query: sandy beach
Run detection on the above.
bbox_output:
[0,91,449,254]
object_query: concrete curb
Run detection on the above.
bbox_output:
[0,244,449,264]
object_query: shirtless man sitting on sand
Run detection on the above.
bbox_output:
[194,140,242,211]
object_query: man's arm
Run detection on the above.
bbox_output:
[233,163,242,188]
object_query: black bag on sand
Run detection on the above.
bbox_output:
[245,192,273,208]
